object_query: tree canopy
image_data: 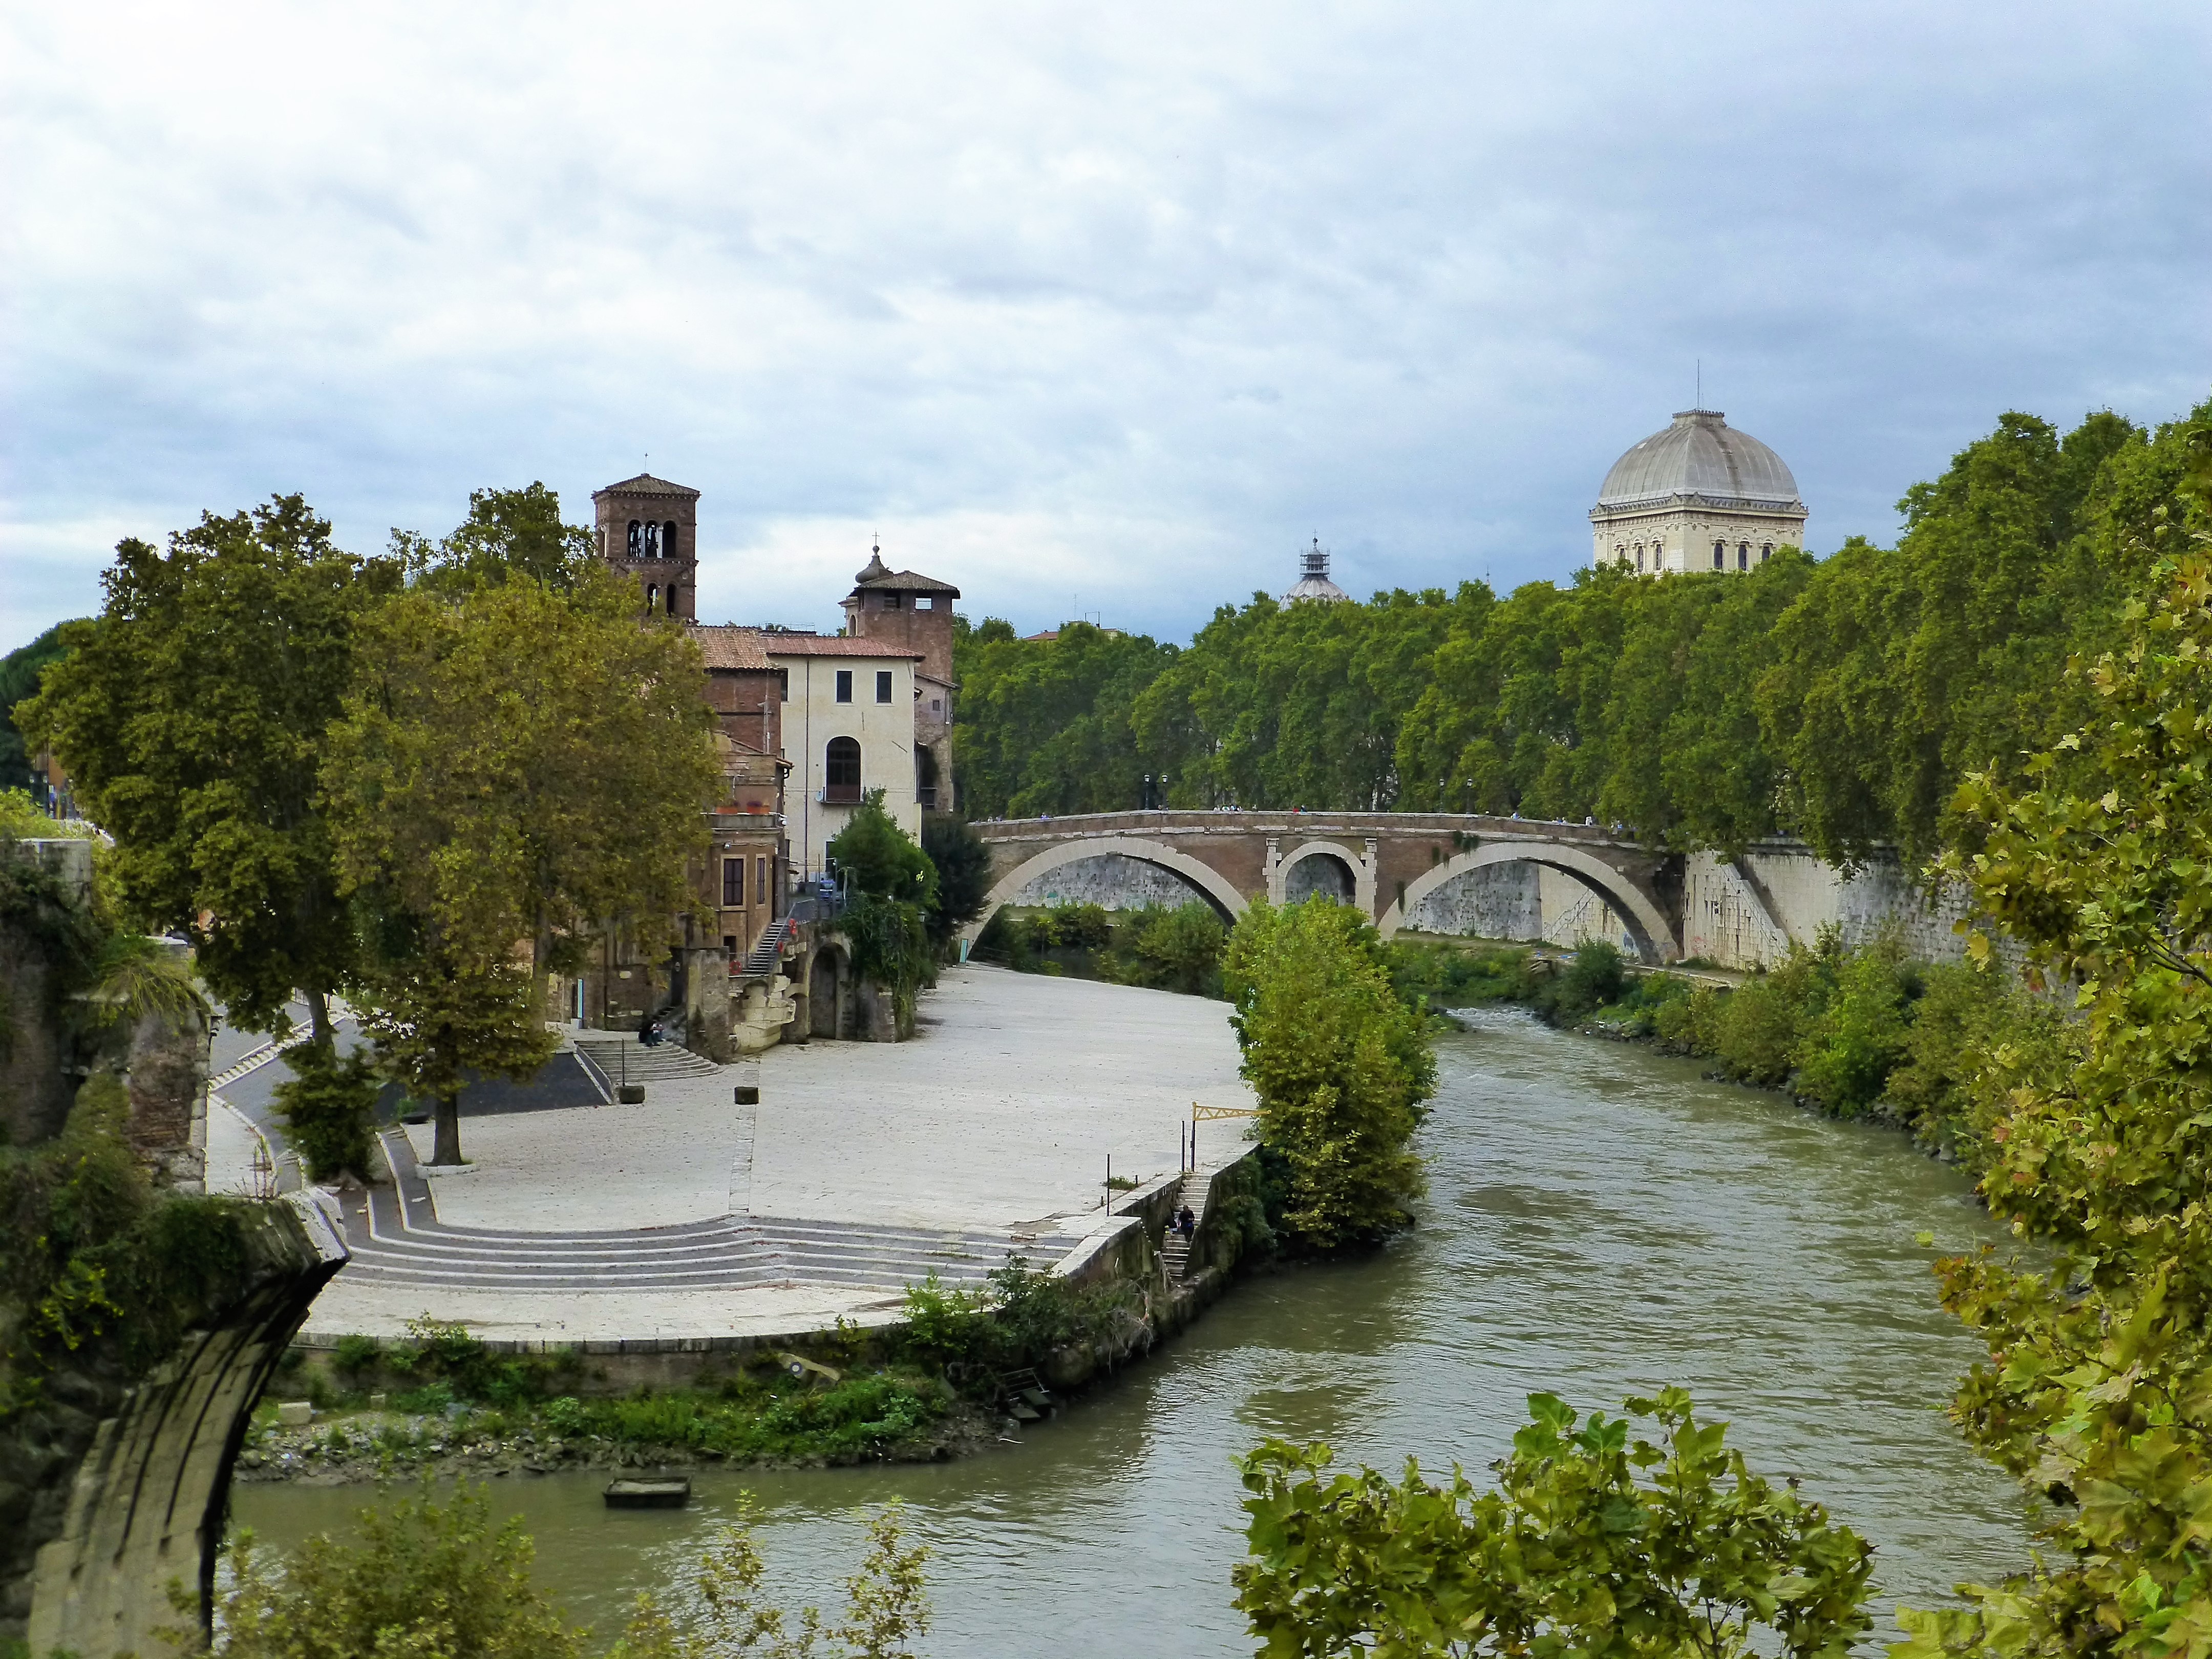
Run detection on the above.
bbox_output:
[1221,898,1434,1249]
[325,549,718,1165]
[19,496,402,1040]
[951,402,2212,867]
[0,624,71,796]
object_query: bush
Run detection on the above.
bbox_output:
[1651,984,1723,1053]
[272,1037,381,1182]
[1381,941,1533,1011]
[898,1259,1145,1386]
[1222,900,1436,1250]
[331,1333,383,1377]
[1549,940,1626,1020]
[1791,938,1913,1117]
[1103,901,1227,995]
[199,1482,585,1658]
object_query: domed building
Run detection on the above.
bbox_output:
[1589,409,1806,576]
[1283,537,1351,603]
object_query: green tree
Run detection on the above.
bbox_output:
[1233,1388,1874,1659]
[1896,449,2212,1659]
[921,812,993,953]
[826,792,937,1032]
[396,480,601,594]
[825,791,937,905]
[0,623,71,795]
[19,498,402,1041]
[325,557,717,1165]
[1220,899,1435,1248]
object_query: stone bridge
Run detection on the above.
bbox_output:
[967,811,1691,962]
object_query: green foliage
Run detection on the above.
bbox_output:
[530,1374,949,1462]
[920,813,992,952]
[326,544,719,1162]
[271,1038,382,1182]
[188,1483,587,1658]
[607,1497,930,1659]
[19,497,402,1041]
[826,791,938,907]
[0,785,97,842]
[0,624,71,795]
[0,1076,254,1422]
[839,892,934,1032]
[330,1332,382,1375]
[952,617,1180,816]
[898,1259,1144,1386]
[396,481,600,594]
[1221,900,1436,1250]
[1101,901,1228,996]
[1382,941,1535,1010]
[949,406,2211,863]
[1233,1387,1873,1659]
[1893,502,2212,1658]
[1552,939,1626,1021]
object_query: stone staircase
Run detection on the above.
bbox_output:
[574,1035,721,1087]
[739,915,797,977]
[1160,1164,1215,1281]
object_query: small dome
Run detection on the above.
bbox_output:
[1283,537,1350,604]
[1597,410,1801,509]
[854,541,890,584]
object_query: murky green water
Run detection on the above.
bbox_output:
[233,1010,2031,1652]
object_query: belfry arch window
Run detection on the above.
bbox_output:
[664,583,679,616]
[645,584,659,613]
[627,520,642,557]
[643,522,661,557]
[663,521,678,557]
[824,736,862,804]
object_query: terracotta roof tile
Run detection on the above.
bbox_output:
[763,634,924,659]
[593,473,700,499]
[685,625,771,670]
[851,568,960,596]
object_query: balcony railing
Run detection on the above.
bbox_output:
[819,783,863,805]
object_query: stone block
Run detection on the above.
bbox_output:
[275,1401,313,1428]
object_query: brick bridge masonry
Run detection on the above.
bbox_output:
[968,812,1697,963]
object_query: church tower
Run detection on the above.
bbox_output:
[591,474,700,619]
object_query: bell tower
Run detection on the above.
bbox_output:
[591,474,700,620]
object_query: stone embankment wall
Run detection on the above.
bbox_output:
[13,1194,349,1659]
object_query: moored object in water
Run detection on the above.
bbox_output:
[605,1477,691,1509]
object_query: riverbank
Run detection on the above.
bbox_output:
[232,1011,2032,1653]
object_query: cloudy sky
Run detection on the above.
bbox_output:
[5,1,2209,654]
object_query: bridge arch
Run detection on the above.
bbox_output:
[1273,838,1374,911]
[963,835,1249,947]
[1378,842,1679,962]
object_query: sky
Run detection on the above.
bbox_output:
[5,1,2210,655]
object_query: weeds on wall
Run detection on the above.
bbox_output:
[0,1076,256,1424]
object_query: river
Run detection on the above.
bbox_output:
[232,1008,2032,1652]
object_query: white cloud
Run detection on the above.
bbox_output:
[5,0,2210,652]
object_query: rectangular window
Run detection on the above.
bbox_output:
[876,670,893,703]
[775,668,789,703]
[755,856,767,902]
[835,669,853,703]
[915,595,933,610]
[882,591,903,609]
[722,858,743,907]
[722,935,737,955]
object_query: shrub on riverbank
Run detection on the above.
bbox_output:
[1223,900,1435,1251]
[977,899,1227,996]
[899,1258,1148,1386]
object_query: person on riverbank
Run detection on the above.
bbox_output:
[1176,1205,1195,1238]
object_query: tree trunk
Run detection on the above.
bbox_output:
[432,1090,463,1166]
[305,987,333,1048]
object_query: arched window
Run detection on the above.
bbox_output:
[645,584,658,612]
[627,520,642,557]
[664,521,679,557]
[643,522,661,557]
[664,583,679,616]
[1737,543,1749,570]
[1635,546,1645,572]
[1760,544,1772,562]
[825,736,862,803]
[1712,541,1725,569]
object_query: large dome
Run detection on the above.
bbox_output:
[1596,410,1801,509]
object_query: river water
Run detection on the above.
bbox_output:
[233,1009,2031,1652]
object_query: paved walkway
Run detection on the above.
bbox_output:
[276,966,1253,1343]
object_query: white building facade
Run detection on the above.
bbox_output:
[768,635,925,881]
[1590,409,1808,576]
